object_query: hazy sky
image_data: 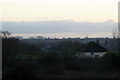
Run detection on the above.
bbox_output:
[2,21,117,38]
[0,0,119,22]
[0,0,119,38]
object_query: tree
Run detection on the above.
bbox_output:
[96,39,100,45]
[104,40,108,46]
[2,31,11,38]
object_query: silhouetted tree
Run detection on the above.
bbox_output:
[2,31,11,38]
[96,39,100,45]
[104,40,108,46]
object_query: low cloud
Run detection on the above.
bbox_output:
[2,20,117,38]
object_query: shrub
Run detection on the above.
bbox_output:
[102,52,116,63]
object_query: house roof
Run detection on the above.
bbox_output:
[84,42,107,52]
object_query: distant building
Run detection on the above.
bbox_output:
[28,36,35,39]
[36,36,44,39]
[112,33,115,39]
[15,36,23,39]
[76,42,107,58]
[85,35,88,39]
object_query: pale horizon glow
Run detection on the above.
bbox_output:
[11,32,113,39]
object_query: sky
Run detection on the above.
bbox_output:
[0,0,119,22]
[0,0,119,38]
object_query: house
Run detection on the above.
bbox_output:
[76,42,107,58]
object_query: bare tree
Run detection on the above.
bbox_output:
[1,31,11,38]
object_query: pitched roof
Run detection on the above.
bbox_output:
[85,42,107,52]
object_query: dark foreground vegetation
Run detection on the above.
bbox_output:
[2,32,120,80]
